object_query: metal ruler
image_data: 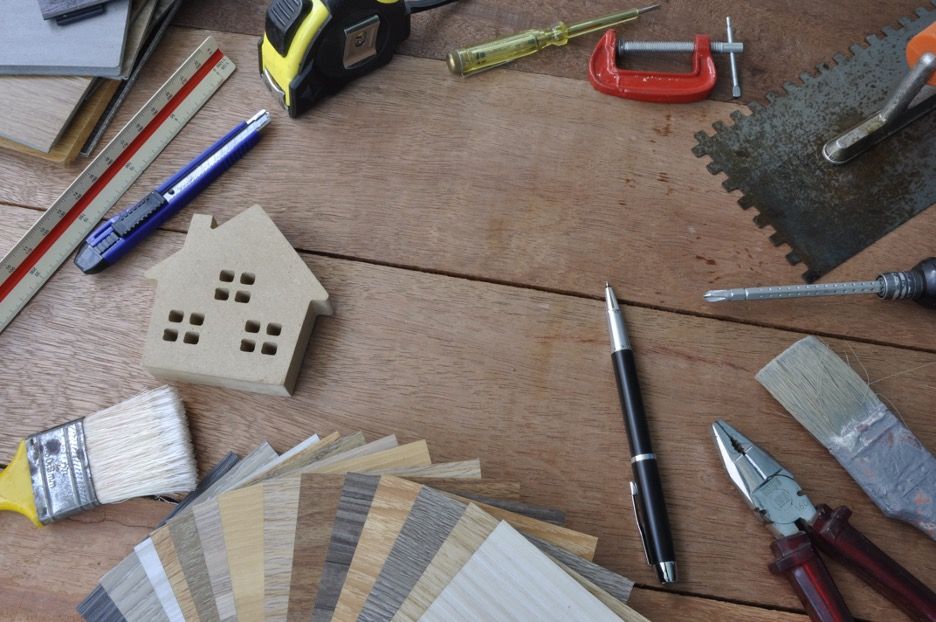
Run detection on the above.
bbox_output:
[0,36,235,334]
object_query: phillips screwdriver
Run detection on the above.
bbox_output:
[704,257,936,308]
[447,4,660,77]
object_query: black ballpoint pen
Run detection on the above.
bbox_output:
[605,283,677,584]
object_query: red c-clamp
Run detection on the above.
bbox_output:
[589,30,717,103]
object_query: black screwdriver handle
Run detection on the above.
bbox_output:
[879,258,936,308]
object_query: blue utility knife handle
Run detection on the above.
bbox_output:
[156,120,247,193]
[105,124,262,266]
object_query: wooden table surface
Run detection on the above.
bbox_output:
[2,1,934,620]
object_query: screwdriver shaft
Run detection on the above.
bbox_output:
[704,280,882,302]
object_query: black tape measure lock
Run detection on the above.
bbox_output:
[259,0,455,117]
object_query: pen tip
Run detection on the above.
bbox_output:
[639,4,661,15]
[605,281,610,289]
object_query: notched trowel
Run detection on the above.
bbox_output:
[693,4,936,282]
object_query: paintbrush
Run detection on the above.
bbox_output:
[756,336,936,540]
[0,385,197,526]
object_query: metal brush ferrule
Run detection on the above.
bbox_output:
[878,270,923,301]
[26,419,99,524]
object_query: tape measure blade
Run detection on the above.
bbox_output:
[0,37,235,335]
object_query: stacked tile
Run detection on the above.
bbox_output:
[79,433,649,621]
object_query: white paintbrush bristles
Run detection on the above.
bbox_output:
[755,336,882,443]
[83,385,197,505]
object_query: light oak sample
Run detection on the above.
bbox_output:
[0,75,93,152]
[419,521,620,622]
[220,485,266,621]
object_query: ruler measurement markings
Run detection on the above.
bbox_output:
[0,40,232,333]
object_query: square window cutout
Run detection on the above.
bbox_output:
[215,288,229,301]
[168,310,183,323]
[235,291,250,303]
[266,323,281,336]
[183,332,199,345]
[163,329,178,342]
[190,313,205,326]
[240,272,255,285]
[261,342,277,355]
[219,270,234,282]
[240,339,256,352]
[245,320,260,333]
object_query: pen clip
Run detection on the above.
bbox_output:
[629,481,653,565]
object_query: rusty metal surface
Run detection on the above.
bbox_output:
[693,2,936,282]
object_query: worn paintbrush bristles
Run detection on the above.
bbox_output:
[84,385,197,504]
[755,336,882,444]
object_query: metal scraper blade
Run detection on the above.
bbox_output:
[693,3,936,282]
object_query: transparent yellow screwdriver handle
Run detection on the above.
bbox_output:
[446,5,659,77]
[447,23,571,76]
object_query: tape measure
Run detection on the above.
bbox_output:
[0,37,235,335]
[258,0,458,118]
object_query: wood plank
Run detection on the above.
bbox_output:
[1,206,934,620]
[173,0,928,104]
[626,588,810,622]
[418,521,620,622]
[3,27,934,350]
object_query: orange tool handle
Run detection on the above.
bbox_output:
[907,20,936,86]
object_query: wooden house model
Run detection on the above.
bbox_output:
[142,205,332,396]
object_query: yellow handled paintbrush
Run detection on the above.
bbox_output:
[0,386,196,526]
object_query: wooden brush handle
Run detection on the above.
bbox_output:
[769,532,854,622]
[807,505,936,622]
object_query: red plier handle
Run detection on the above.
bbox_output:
[769,532,853,622]
[769,505,936,622]
[807,505,936,622]
[588,30,717,103]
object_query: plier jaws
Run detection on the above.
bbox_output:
[712,420,817,538]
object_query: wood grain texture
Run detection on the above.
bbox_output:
[393,503,496,622]
[0,75,92,151]
[627,588,810,622]
[2,204,935,620]
[243,432,340,484]
[382,459,481,479]
[396,505,641,622]
[174,0,927,104]
[168,514,211,621]
[286,474,347,622]
[263,477,303,622]
[419,521,619,622]
[359,486,468,622]
[453,496,596,559]
[311,472,503,622]
[101,552,169,622]
[219,485,266,622]
[6,26,933,349]
[151,526,196,621]
[0,78,119,164]
[310,440,432,475]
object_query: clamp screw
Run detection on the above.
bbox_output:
[726,16,741,98]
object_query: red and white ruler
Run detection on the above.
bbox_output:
[0,37,235,334]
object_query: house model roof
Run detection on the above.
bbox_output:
[142,205,332,396]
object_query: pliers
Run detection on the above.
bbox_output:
[711,420,936,622]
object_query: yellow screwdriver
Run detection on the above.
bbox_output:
[447,4,660,77]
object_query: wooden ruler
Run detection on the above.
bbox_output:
[0,36,235,334]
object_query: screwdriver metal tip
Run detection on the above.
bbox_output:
[638,4,661,15]
[703,290,730,303]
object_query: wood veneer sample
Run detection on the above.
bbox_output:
[394,503,495,621]
[384,459,481,479]
[312,474,513,622]
[242,432,341,485]
[0,78,118,164]
[220,485,266,621]
[419,521,619,622]
[151,527,197,622]
[286,474,347,622]
[311,440,432,475]
[0,75,92,151]
[359,486,468,622]
[263,477,303,622]
[100,553,170,622]
[333,476,599,622]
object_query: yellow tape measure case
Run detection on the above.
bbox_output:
[259,0,409,117]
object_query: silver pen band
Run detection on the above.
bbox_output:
[631,453,656,464]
